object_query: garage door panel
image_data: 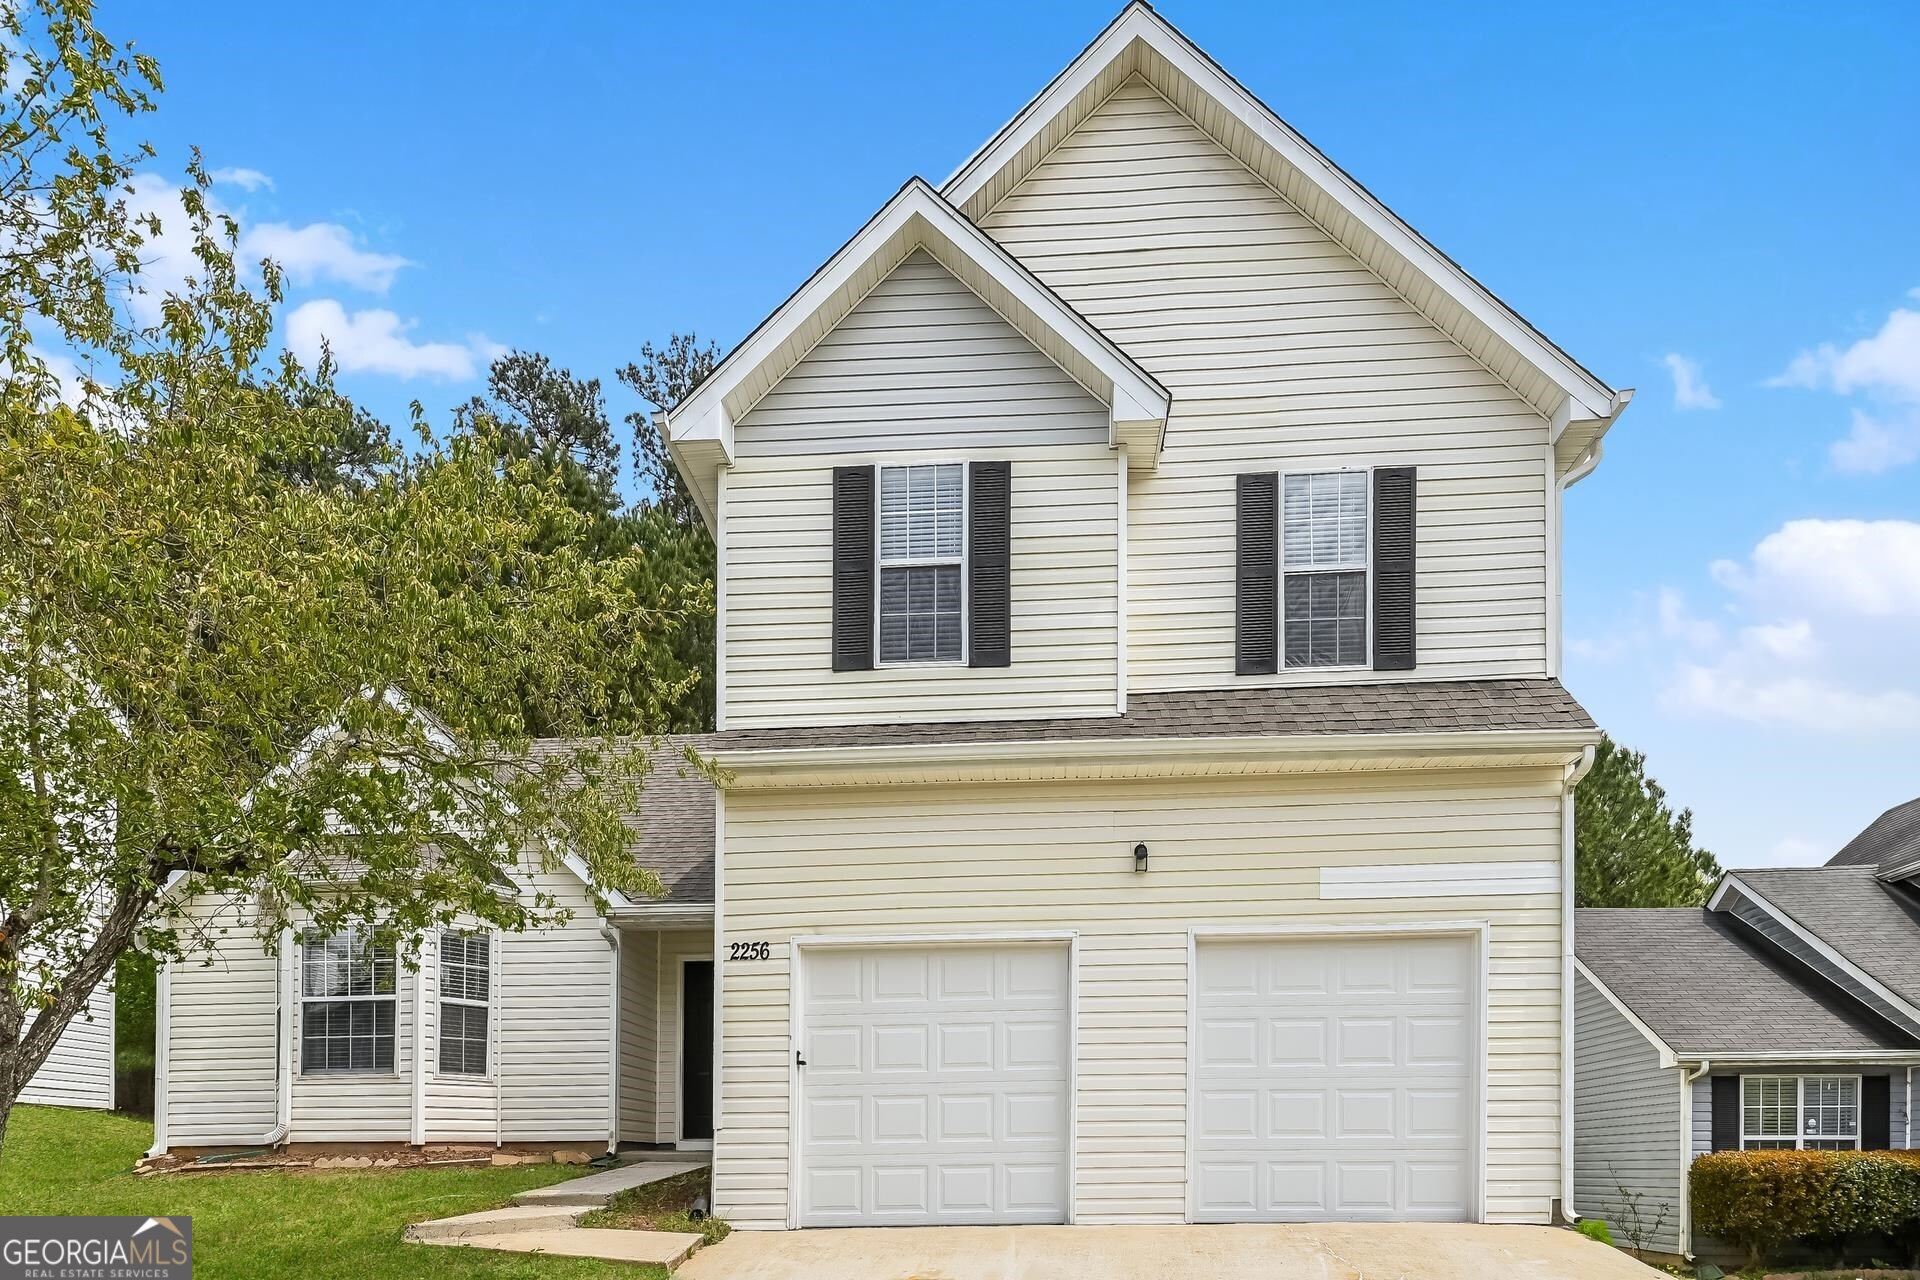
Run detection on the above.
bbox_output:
[800,943,1071,1227]
[1194,936,1476,1223]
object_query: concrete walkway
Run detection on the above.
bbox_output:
[407,1159,709,1268]
[676,1223,1667,1280]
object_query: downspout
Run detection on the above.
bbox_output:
[1560,743,1597,1223]
[264,927,293,1146]
[1908,1065,1914,1150]
[1680,1060,1711,1259]
[146,961,172,1158]
[604,925,621,1153]
[494,933,506,1148]
[410,935,428,1146]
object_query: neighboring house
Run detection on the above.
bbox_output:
[153,1,1634,1232]
[1574,800,1920,1258]
[18,969,114,1112]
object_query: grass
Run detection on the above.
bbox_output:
[578,1168,729,1247]
[0,1105,669,1279]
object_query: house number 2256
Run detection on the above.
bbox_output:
[728,941,771,962]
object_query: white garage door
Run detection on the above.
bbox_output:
[1193,934,1476,1222]
[798,943,1071,1227]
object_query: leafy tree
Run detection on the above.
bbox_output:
[619,333,718,531]
[460,349,714,733]
[616,335,721,731]
[0,3,680,1147]
[1575,736,1721,908]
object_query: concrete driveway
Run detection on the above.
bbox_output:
[676,1223,1665,1280]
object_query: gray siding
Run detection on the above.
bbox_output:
[1690,1067,1911,1159]
[1574,973,1684,1255]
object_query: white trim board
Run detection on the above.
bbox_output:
[1318,860,1558,900]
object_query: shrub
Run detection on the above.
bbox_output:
[1690,1150,1920,1265]
[1576,1218,1614,1245]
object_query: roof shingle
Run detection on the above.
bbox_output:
[1577,907,1918,1056]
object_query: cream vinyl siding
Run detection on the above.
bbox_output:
[1572,973,1683,1255]
[618,931,662,1144]
[161,894,279,1147]
[978,77,1552,690]
[725,252,1121,728]
[18,964,114,1111]
[158,861,613,1148]
[715,768,1568,1229]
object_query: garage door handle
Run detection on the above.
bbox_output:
[795,1050,806,1068]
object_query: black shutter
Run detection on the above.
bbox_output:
[1235,472,1278,675]
[1864,1075,1892,1150]
[969,461,1012,668]
[1711,1076,1740,1152]
[1372,465,1417,671]
[831,465,875,672]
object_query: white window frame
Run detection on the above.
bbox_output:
[435,929,492,1078]
[873,460,969,668]
[298,926,398,1077]
[1278,467,1372,671]
[1740,1073,1863,1150]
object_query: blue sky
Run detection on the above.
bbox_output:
[125,1,1919,868]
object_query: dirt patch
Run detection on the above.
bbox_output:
[579,1167,729,1247]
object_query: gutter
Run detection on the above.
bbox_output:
[712,727,1600,783]
[1560,744,1596,1223]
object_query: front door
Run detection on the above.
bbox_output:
[681,960,714,1142]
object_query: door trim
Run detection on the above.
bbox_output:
[786,930,1080,1230]
[1184,920,1491,1225]
[677,955,715,1146]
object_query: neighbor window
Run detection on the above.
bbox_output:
[437,930,490,1076]
[300,928,397,1074]
[877,462,965,664]
[1741,1075,1860,1150]
[1282,470,1368,667]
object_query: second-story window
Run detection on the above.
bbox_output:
[877,462,965,664]
[1282,471,1368,667]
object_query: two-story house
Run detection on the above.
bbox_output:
[146,2,1627,1234]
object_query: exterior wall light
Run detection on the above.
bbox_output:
[1133,842,1150,873]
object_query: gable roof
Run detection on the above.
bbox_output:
[1576,907,1919,1058]
[941,2,1629,462]
[1722,866,1920,1014]
[663,177,1172,528]
[1826,795,1920,879]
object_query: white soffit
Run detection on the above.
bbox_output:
[663,178,1171,495]
[941,2,1623,432]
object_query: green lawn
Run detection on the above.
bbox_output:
[0,1106,666,1279]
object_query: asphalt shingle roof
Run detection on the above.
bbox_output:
[713,678,1593,752]
[530,734,715,905]
[1826,796,1920,876]
[1576,907,1917,1056]
[1730,866,1920,1011]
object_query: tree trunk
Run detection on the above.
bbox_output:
[0,883,156,1152]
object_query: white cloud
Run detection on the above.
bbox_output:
[1656,587,1720,648]
[1772,306,1920,401]
[285,299,498,381]
[1770,299,1920,473]
[1661,519,1920,736]
[239,222,412,293]
[1661,353,1721,410]
[1830,407,1920,474]
[210,166,275,193]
